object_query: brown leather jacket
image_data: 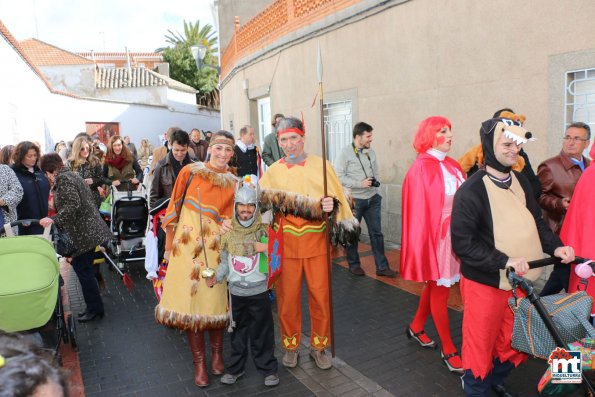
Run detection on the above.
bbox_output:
[189,139,209,162]
[149,153,193,209]
[537,151,590,234]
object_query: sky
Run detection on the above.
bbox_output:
[0,0,217,53]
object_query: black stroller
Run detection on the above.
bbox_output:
[106,183,149,270]
[508,257,595,395]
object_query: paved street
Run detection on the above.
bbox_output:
[60,244,574,396]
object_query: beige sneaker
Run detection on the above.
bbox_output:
[310,349,332,370]
[282,350,298,368]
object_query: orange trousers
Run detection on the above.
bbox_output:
[276,255,331,351]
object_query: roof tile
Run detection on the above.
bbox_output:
[20,38,94,66]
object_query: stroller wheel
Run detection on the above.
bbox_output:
[67,315,78,351]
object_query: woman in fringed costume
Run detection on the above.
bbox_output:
[155,130,237,387]
[401,116,466,374]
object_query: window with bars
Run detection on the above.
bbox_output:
[565,68,595,155]
[323,100,352,164]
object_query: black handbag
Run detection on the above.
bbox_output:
[55,229,76,257]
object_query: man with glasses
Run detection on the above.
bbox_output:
[538,122,591,295]
[335,122,396,277]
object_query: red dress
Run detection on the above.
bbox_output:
[400,152,464,284]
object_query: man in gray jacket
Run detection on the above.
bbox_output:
[335,122,396,277]
[261,113,284,166]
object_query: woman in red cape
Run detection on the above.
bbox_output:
[401,116,465,373]
[561,147,595,307]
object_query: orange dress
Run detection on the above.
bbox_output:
[155,162,236,332]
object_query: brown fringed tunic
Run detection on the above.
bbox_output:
[155,162,236,331]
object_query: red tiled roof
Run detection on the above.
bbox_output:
[20,38,93,66]
[0,20,79,98]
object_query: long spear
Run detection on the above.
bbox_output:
[317,42,336,358]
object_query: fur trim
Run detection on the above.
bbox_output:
[260,189,325,221]
[190,260,201,280]
[172,239,181,257]
[193,238,204,258]
[188,162,238,188]
[201,219,211,237]
[180,225,193,244]
[155,305,229,332]
[209,237,221,252]
[190,280,199,296]
[330,217,361,247]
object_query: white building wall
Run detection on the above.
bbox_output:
[0,35,220,151]
[43,95,221,150]
[0,37,52,147]
[39,64,96,97]
[95,86,167,106]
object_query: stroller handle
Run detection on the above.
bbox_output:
[6,219,54,240]
[506,256,588,293]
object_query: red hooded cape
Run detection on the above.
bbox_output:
[400,153,463,282]
[561,165,595,302]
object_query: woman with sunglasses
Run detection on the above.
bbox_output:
[67,136,111,207]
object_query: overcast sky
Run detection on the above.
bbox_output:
[0,0,217,53]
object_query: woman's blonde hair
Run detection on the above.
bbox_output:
[69,136,99,170]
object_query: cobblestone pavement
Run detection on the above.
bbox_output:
[63,245,581,396]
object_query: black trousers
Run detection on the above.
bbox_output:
[226,291,278,376]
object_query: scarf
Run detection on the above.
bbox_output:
[106,155,127,172]
[169,151,189,178]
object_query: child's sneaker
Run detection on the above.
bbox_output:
[220,372,244,385]
[264,374,279,387]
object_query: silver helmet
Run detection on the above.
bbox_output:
[233,175,259,228]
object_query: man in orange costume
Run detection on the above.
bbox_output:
[259,116,358,370]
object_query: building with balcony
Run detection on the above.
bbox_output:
[218,0,595,243]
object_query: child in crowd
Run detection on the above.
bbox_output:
[205,176,279,387]
[0,331,69,397]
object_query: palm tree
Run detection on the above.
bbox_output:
[165,20,218,56]
[159,20,220,108]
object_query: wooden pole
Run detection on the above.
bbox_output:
[317,43,335,358]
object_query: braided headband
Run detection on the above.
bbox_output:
[209,136,235,148]
[277,127,305,136]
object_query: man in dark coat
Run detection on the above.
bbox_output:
[537,121,591,295]
[231,125,260,178]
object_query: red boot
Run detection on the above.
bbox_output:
[187,331,209,387]
[209,329,225,375]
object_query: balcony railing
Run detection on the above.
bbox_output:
[220,0,360,79]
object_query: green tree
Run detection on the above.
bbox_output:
[160,20,219,104]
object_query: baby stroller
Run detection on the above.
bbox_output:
[508,257,595,395]
[0,219,77,358]
[106,182,149,270]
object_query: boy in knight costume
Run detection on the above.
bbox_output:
[451,117,575,397]
[206,176,280,387]
[259,116,359,370]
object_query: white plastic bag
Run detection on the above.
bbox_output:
[144,229,158,280]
